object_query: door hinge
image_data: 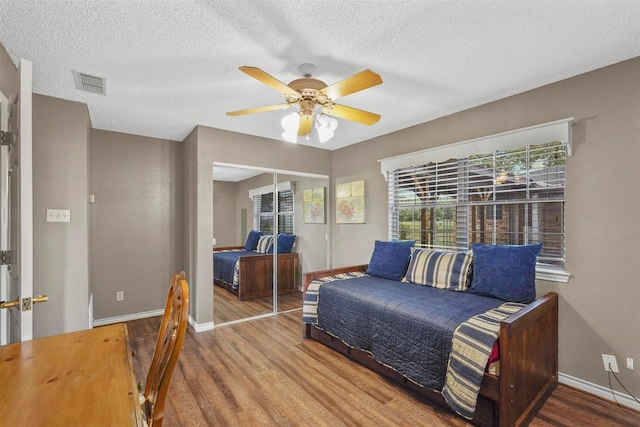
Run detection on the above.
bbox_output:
[0,250,11,265]
[0,130,14,147]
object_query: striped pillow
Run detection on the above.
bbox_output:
[405,249,473,291]
[255,235,274,254]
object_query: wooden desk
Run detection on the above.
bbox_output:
[0,323,142,426]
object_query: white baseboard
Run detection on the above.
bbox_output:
[189,315,214,332]
[88,294,93,329]
[559,372,640,411]
[93,310,215,333]
[93,309,164,327]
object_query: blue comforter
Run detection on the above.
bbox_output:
[317,276,504,391]
[213,250,260,288]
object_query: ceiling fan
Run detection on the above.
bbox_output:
[226,65,383,141]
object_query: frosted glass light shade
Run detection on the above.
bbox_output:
[281,112,299,143]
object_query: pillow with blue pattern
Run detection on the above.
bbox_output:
[366,240,414,281]
[469,243,542,303]
[404,248,473,291]
[255,235,274,254]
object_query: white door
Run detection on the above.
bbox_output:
[0,59,36,344]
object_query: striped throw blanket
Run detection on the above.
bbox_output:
[232,260,240,288]
[442,301,525,419]
[302,272,368,324]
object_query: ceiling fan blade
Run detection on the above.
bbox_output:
[326,104,381,125]
[298,115,313,136]
[319,69,382,100]
[239,66,299,96]
[226,103,291,116]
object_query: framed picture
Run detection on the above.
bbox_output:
[336,180,365,223]
[303,187,326,224]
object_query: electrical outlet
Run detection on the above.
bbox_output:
[627,357,634,370]
[602,354,619,373]
[116,291,124,302]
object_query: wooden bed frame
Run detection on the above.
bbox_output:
[303,265,558,427]
[213,246,299,301]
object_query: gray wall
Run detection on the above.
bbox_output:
[292,176,330,275]
[212,180,239,247]
[91,129,183,320]
[330,57,640,397]
[181,128,204,324]
[229,172,273,245]
[32,94,91,337]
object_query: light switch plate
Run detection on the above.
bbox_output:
[46,209,71,223]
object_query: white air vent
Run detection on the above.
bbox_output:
[73,70,106,95]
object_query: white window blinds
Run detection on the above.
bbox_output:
[384,119,572,277]
[253,189,295,234]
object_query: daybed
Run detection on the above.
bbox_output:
[302,241,558,427]
[213,231,299,301]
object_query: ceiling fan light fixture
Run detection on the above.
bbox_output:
[227,66,382,143]
[316,114,338,143]
[281,112,299,143]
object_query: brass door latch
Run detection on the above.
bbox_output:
[0,295,48,310]
[0,297,20,309]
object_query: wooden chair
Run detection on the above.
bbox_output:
[140,271,190,427]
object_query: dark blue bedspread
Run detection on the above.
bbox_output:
[317,276,504,391]
[213,250,260,287]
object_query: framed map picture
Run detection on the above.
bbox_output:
[303,187,326,223]
[336,180,365,223]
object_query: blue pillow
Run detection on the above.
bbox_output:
[469,243,542,303]
[392,240,416,247]
[267,233,296,254]
[244,230,264,251]
[366,240,414,281]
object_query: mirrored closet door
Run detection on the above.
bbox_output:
[212,163,329,325]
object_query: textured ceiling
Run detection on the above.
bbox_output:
[1,1,639,150]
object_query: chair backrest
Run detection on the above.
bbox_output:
[141,271,190,427]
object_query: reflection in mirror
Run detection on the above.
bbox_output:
[212,166,274,324]
[276,174,328,313]
[212,164,328,325]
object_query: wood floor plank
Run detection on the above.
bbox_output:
[127,312,640,427]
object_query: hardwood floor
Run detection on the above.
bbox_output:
[213,284,303,324]
[127,312,640,427]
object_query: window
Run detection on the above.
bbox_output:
[388,137,569,282]
[382,119,573,282]
[253,189,294,234]
[389,140,566,261]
